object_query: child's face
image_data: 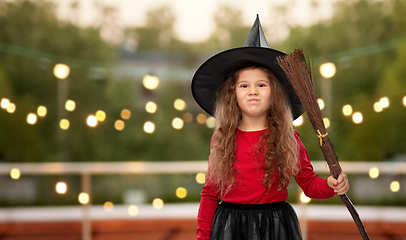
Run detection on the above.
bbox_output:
[235,68,271,120]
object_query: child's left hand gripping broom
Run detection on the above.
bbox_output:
[277,49,370,240]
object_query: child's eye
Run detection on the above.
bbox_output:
[258,83,267,87]
[239,84,248,88]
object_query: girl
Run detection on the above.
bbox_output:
[191,16,349,240]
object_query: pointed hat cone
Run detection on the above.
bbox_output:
[191,15,303,119]
[243,15,268,47]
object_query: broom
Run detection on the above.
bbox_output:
[277,49,370,240]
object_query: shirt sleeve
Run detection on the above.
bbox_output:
[197,184,220,240]
[294,130,336,199]
[197,133,220,240]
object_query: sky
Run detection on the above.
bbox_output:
[53,0,336,43]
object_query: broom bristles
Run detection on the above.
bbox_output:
[276,49,342,178]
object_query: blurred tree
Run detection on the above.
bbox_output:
[279,0,406,161]
[0,0,115,162]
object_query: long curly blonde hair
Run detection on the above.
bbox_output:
[207,66,300,196]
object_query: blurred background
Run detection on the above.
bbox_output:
[0,0,405,239]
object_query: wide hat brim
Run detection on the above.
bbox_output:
[191,47,304,120]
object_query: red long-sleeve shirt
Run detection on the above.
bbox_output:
[197,129,335,240]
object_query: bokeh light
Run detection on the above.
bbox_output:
[293,115,304,127]
[7,103,16,113]
[390,181,400,192]
[342,104,353,117]
[176,187,187,199]
[373,102,383,112]
[53,63,70,79]
[96,110,106,122]
[319,62,336,79]
[27,113,37,125]
[196,173,205,184]
[37,106,47,117]
[317,99,325,110]
[10,168,21,180]
[128,205,139,216]
[172,117,184,130]
[183,112,193,123]
[174,99,186,111]
[1,98,10,109]
[369,167,379,179]
[403,96,406,107]
[114,120,125,131]
[300,192,311,204]
[78,192,90,204]
[352,112,363,124]
[65,100,76,112]
[142,74,160,90]
[104,201,114,212]
[196,113,207,124]
[60,119,70,130]
[145,101,157,114]
[143,121,155,134]
[379,97,390,108]
[86,115,98,127]
[206,116,216,128]
[152,198,164,209]
[323,118,330,129]
[55,181,67,194]
[121,109,131,120]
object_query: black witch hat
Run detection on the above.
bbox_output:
[191,15,304,120]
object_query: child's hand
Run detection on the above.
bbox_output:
[327,173,349,195]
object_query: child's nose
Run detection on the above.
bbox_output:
[249,86,258,95]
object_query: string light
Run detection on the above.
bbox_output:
[78,192,90,204]
[300,192,311,204]
[37,106,47,117]
[174,99,186,111]
[319,62,336,79]
[293,115,304,127]
[403,96,406,107]
[104,201,114,212]
[317,99,325,110]
[390,181,400,192]
[121,109,131,120]
[352,112,363,124]
[342,104,353,117]
[55,181,68,194]
[196,113,207,124]
[323,118,330,129]
[176,187,187,199]
[143,121,155,134]
[369,167,379,179]
[206,117,216,128]
[54,63,70,79]
[145,101,157,114]
[86,115,98,127]
[152,198,164,209]
[1,98,10,109]
[128,205,139,216]
[65,100,76,111]
[27,113,37,125]
[379,97,389,108]
[10,168,21,180]
[114,120,125,131]
[373,102,383,112]
[6,103,16,113]
[96,110,106,122]
[172,118,184,130]
[60,119,70,130]
[196,173,205,184]
[142,74,159,90]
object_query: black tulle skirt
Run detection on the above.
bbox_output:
[211,201,302,240]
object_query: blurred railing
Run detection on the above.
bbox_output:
[0,161,405,240]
